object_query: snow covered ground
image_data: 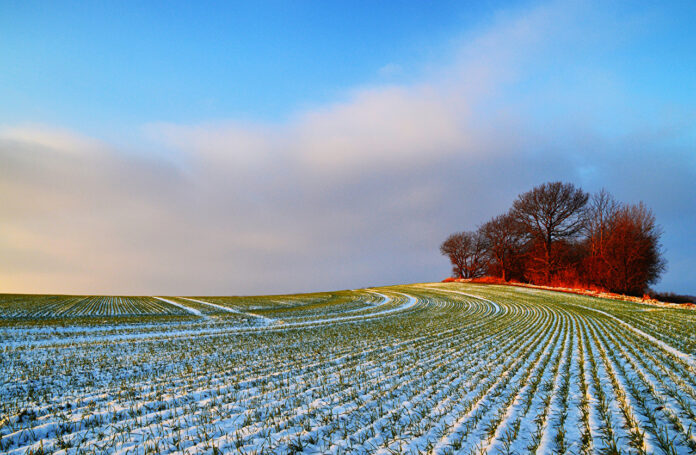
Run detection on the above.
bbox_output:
[1,284,695,454]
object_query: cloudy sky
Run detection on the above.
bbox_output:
[1,1,695,295]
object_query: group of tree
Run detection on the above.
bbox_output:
[440,181,666,296]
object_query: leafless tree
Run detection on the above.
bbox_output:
[582,189,619,283]
[583,189,619,254]
[440,181,666,296]
[598,202,666,295]
[511,181,589,283]
[581,191,665,294]
[479,213,522,281]
[440,231,488,279]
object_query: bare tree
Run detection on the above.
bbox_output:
[440,181,666,295]
[440,231,488,279]
[479,213,522,281]
[511,181,589,283]
[583,189,619,255]
[599,202,666,295]
[582,189,620,285]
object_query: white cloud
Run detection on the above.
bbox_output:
[0,125,108,156]
[292,85,468,172]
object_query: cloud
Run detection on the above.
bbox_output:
[146,84,468,177]
[293,86,469,173]
[1,0,695,295]
[0,125,107,156]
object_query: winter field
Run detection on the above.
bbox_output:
[1,284,695,455]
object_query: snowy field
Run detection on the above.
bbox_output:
[1,283,695,454]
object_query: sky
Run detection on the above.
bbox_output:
[1,0,695,295]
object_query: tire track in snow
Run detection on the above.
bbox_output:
[270,291,418,327]
[152,296,204,317]
[179,297,273,323]
[17,293,421,348]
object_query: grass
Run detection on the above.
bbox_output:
[1,283,695,454]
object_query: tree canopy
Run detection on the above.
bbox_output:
[440,182,665,296]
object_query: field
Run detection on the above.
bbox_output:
[1,283,695,454]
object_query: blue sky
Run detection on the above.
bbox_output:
[1,0,695,295]
[2,1,510,128]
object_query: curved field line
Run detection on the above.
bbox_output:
[152,296,203,317]
[365,291,390,306]
[10,292,422,348]
[562,300,696,369]
[3,285,695,455]
[417,285,502,314]
[179,297,273,323]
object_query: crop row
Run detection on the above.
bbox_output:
[1,284,694,454]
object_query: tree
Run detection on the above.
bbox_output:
[440,231,488,279]
[583,189,619,255]
[582,189,620,286]
[440,181,667,296]
[598,202,666,295]
[479,213,522,281]
[511,181,589,283]
[581,192,666,294]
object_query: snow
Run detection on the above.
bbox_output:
[562,301,696,369]
[418,285,502,314]
[152,296,203,316]
[2,283,695,454]
[180,297,274,323]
